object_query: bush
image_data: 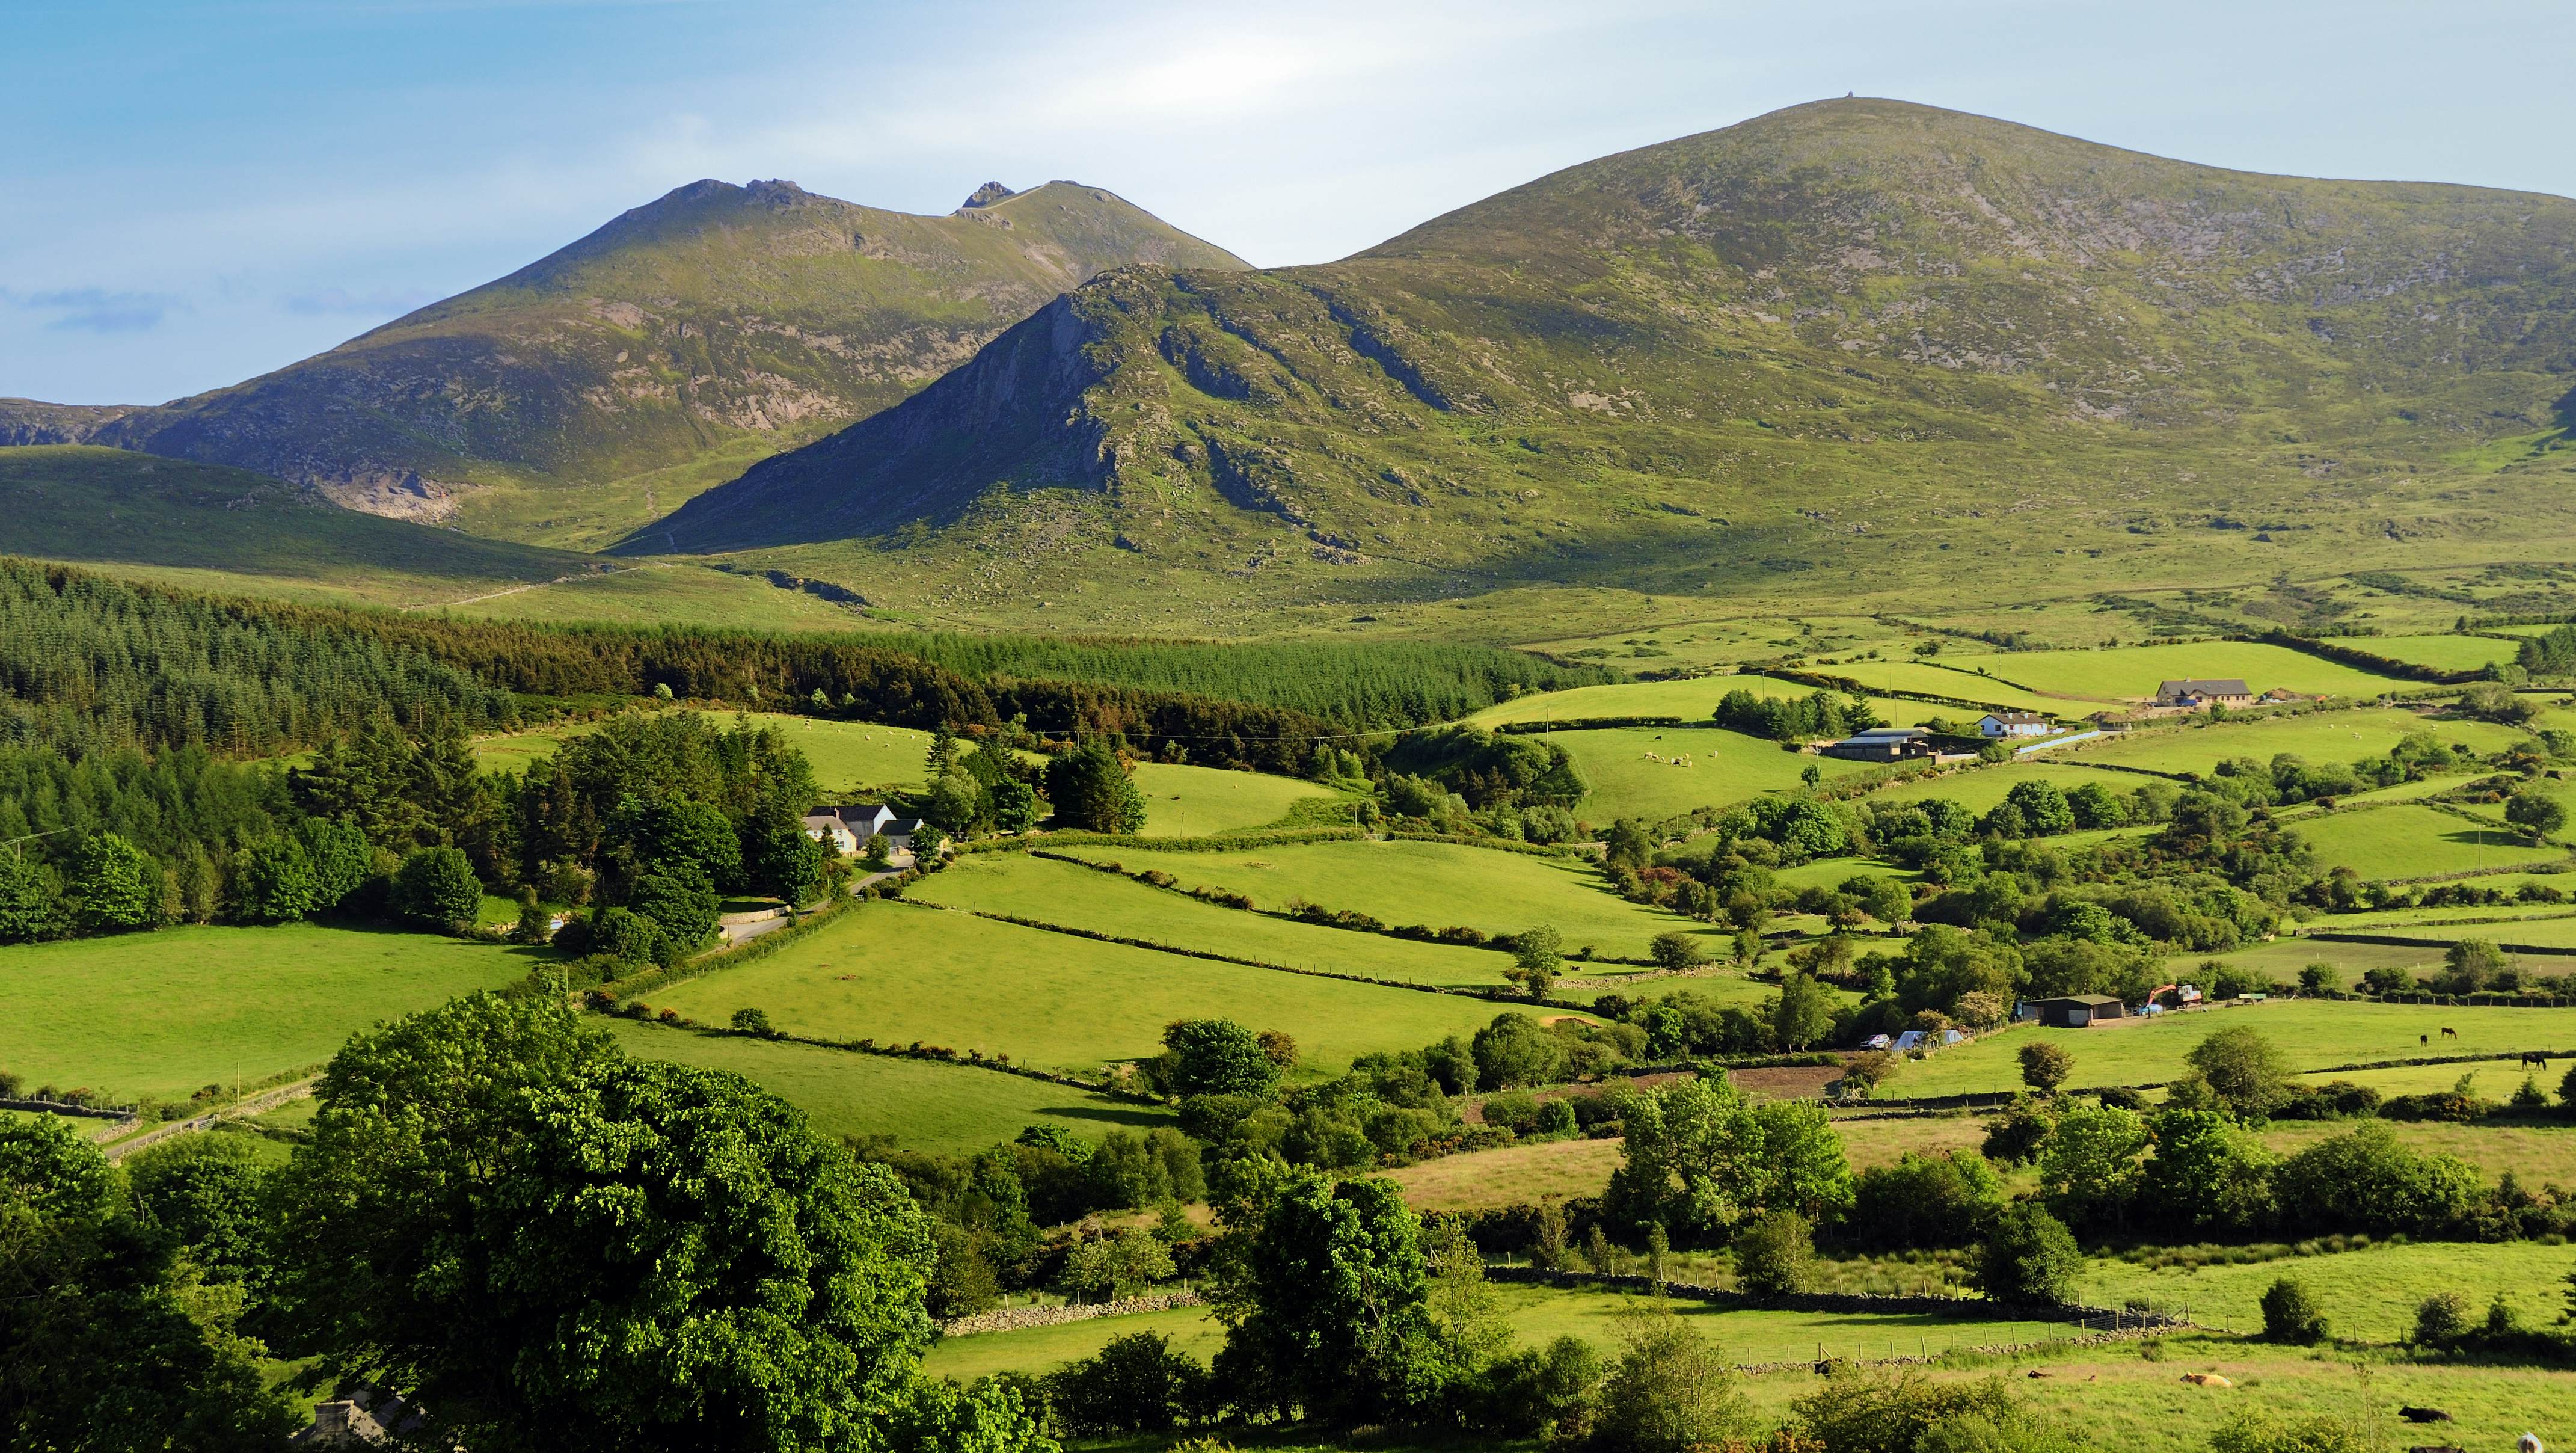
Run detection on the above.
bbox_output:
[2017,1042,2073,1094]
[1058,1228,1176,1303]
[2207,1409,2369,1453]
[1791,1368,2065,1453]
[2258,1276,2328,1344]
[1981,1098,2056,1164]
[1974,1203,2082,1305]
[1474,1335,1601,1440]
[1648,931,1708,973]
[2414,1291,2473,1346]
[1731,1209,1815,1297]
[729,1007,776,1037]
[1850,1150,2006,1250]
[391,846,482,927]
[1584,1298,1752,1452]
[1044,1332,1207,1434]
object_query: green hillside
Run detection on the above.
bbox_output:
[0,446,595,604]
[11,180,1244,549]
[634,98,2576,636]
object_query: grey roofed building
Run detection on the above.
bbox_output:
[2023,993,2127,1028]
[2154,678,2254,705]
[1820,725,1934,761]
[1976,711,2053,737]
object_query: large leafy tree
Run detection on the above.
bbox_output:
[229,833,319,923]
[1605,1074,1853,1238]
[69,831,159,932]
[391,844,482,926]
[0,850,63,943]
[1213,1173,1450,1425]
[1159,1019,1280,1099]
[268,994,937,1453]
[0,1118,296,1452]
[2184,1026,2292,1119]
[1046,740,1145,834]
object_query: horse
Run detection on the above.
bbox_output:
[2420,1034,2430,1048]
[2523,1052,2550,1070]
[2440,1027,2459,1040]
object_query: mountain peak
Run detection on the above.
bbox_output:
[960,181,1018,210]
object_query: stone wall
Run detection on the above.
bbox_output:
[939,1291,1205,1338]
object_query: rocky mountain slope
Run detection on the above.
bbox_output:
[10,180,1244,547]
[632,99,2576,630]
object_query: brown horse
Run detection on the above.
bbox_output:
[2441,1027,2460,1040]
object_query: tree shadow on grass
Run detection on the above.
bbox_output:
[1033,1103,1174,1131]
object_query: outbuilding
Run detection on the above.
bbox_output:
[1977,711,2053,739]
[2023,994,2126,1028]
[1821,725,1935,761]
[2154,678,2255,708]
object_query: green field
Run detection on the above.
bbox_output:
[474,713,940,792]
[645,901,1502,1075]
[1869,760,2165,816]
[2067,707,2524,777]
[2081,1239,2571,1343]
[1464,676,1953,731]
[605,1019,1171,1153]
[924,1282,2075,1380]
[1128,761,1339,836]
[2291,804,2563,880]
[1889,1000,2576,1098]
[909,852,1520,988]
[1811,659,2067,711]
[0,924,538,1101]
[1048,838,1716,959]
[1519,725,1874,820]
[1969,642,2413,702]
[2351,634,2523,671]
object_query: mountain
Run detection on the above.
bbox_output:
[0,445,596,604]
[13,180,1245,548]
[630,100,2576,633]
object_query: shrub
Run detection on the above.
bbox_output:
[1648,931,1708,973]
[2271,1122,2481,1235]
[1058,1228,1177,1303]
[2017,1042,2073,1094]
[1585,1298,1752,1452]
[1731,1210,1815,1297]
[1849,1151,2006,1250]
[729,1007,776,1037]
[1473,1335,1601,1440]
[1981,1098,2056,1164]
[1974,1203,2082,1305]
[2207,1409,2369,1453]
[392,846,482,927]
[1044,1332,1207,1434]
[2414,1291,2473,1345]
[1482,1091,1544,1135]
[2258,1276,2328,1344]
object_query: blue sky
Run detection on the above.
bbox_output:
[7,0,2572,405]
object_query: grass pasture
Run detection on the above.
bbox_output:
[1046,838,1717,959]
[2291,803,2562,880]
[2352,634,2523,671]
[1384,1114,1992,1214]
[1968,642,2413,703]
[1869,760,2165,816]
[1521,725,1874,820]
[924,1283,2075,1380]
[0,923,538,1102]
[1464,676,1951,731]
[605,1019,1170,1153]
[2068,707,2525,777]
[1888,1000,2576,1098]
[1129,761,1339,836]
[2080,1238,2572,1343]
[644,901,1501,1075]
[1809,659,2066,712]
[908,852,1518,988]
[475,713,943,793]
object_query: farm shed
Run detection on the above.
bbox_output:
[1821,726,1934,761]
[2023,994,2127,1028]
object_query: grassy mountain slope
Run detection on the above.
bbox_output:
[633,99,2576,636]
[17,180,1244,549]
[0,445,598,606]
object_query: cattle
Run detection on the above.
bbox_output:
[2420,1034,2430,1048]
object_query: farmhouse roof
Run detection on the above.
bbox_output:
[1981,711,2048,724]
[1848,726,1929,739]
[2157,678,2251,697]
[2028,993,2124,1009]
